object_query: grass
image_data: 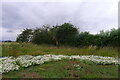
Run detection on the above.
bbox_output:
[1,42,119,78]
[1,42,119,57]
[2,60,119,78]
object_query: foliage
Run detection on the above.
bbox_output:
[16,28,33,42]
[76,28,119,47]
[16,23,119,47]
[32,25,53,44]
[52,23,79,47]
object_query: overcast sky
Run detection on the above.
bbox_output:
[0,0,118,41]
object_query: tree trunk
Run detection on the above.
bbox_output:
[56,40,59,48]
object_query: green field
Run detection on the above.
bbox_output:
[1,42,120,78]
[2,60,119,78]
[1,42,119,57]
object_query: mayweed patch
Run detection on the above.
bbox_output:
[0,57,19,74]
[0,54,119,74]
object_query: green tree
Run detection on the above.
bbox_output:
[76,32,92,47]
[32,25,53,44]
[16,28,33,42]
[52,23,79,47]
[109,28,119,47]
[49,25,59,47]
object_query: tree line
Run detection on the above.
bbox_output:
[16,23,120,48]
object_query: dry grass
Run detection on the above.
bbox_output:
[1,42,119,57]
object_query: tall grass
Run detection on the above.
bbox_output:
[1,42,119,57]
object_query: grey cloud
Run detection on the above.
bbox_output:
[1,1,118,40]
[6,30,13,33]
